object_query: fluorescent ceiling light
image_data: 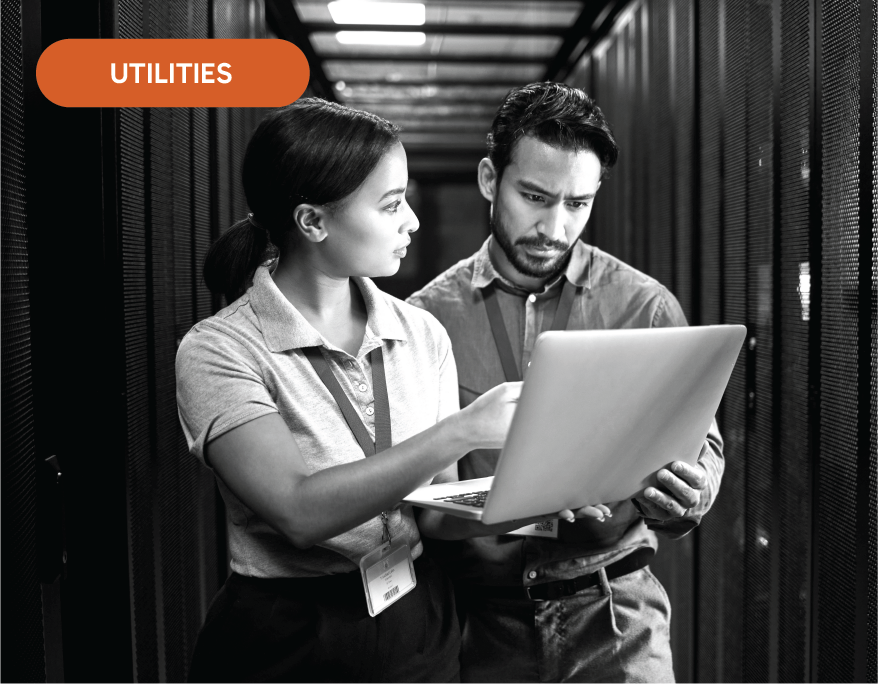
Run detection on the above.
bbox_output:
[336,31,426,46]
[328,1,425,26]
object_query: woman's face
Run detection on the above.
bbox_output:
[319,142,419,278]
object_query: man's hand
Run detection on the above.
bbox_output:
[632,460,707,522]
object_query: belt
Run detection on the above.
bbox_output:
[463,547,655,602]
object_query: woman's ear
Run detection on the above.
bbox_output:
[292,203,329,243]
[477,157,499,203]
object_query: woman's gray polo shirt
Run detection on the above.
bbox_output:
[176,264,459,578]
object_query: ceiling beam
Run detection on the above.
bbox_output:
[263,0,335,100]
[320,54,548,64]
[306,23,568,36]
[542,0,624,81]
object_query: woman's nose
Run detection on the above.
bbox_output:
[402,200,420,233]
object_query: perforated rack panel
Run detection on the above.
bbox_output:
[817,1,861,679]
[1,0,45,679]
[578,0,876,680]
[777,0,814,679]
[116,0,264,679]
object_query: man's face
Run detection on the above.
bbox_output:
[481,135,603,280]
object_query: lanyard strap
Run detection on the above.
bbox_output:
[481,279,580,383]
[302,346,392,456]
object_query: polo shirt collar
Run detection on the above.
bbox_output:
[249,263,407,353]
[471,236,594,292]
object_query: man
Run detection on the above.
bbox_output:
[407,82,724,683]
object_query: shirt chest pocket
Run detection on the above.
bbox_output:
[454,338,508,410]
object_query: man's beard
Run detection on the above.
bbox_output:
[490,205,575,279]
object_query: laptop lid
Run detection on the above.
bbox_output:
[476,324,746,524]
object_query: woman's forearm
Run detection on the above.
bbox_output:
[282,412,472,547]
[208,383,521,550]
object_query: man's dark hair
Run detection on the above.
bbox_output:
[486,82,618,181]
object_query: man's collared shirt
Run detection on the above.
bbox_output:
[408,237,725,587]
[177,263,459,578]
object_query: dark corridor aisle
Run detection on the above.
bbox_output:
[2,0,875,681]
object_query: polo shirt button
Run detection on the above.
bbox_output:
[528,570,537,580]
[528,294,537,303]
[358,383,368,392]
[365,406,374,416]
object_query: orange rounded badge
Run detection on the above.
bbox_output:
[37,39,310,107]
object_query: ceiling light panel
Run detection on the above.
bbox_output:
[336,31,426,45]
[311,32,560,57]
[312,32,435,53]
[293,1,581,26]
[336,83,513,102]
[327,1,425,25]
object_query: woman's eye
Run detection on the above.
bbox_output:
[385,199,402,214]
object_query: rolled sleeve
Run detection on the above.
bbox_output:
[646,287,726,538]
[644,417,725,538]
[175,325,278,466]
[651,287,689,328]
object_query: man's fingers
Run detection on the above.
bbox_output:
[657,470,700,508]
[633,495,667,520]
[643,487,688,518]
[670,461,707,489]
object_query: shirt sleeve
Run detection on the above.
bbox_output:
[644,286,727,538]
[436,325,461,422]
[175,325,278,467]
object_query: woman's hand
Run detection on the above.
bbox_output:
[556,503,613,523]
[456,382,523,450]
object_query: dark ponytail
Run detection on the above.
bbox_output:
[203,98,400,303]
[203,217,274,303]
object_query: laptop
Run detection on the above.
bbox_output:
[403,325,746,524]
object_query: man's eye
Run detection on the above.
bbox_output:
[568,201,587,210]
[524,193,545,203]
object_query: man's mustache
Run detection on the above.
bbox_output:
[515,235,569,252]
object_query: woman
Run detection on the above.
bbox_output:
[176,98,606,683]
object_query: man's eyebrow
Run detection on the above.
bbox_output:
[379,187,407,201]
[517,179,595,201]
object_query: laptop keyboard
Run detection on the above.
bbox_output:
[433,490,489,508]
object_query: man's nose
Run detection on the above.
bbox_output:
[537,205,567,240]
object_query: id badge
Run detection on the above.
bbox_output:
[359,538,417,617]
[507,519,559,538]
